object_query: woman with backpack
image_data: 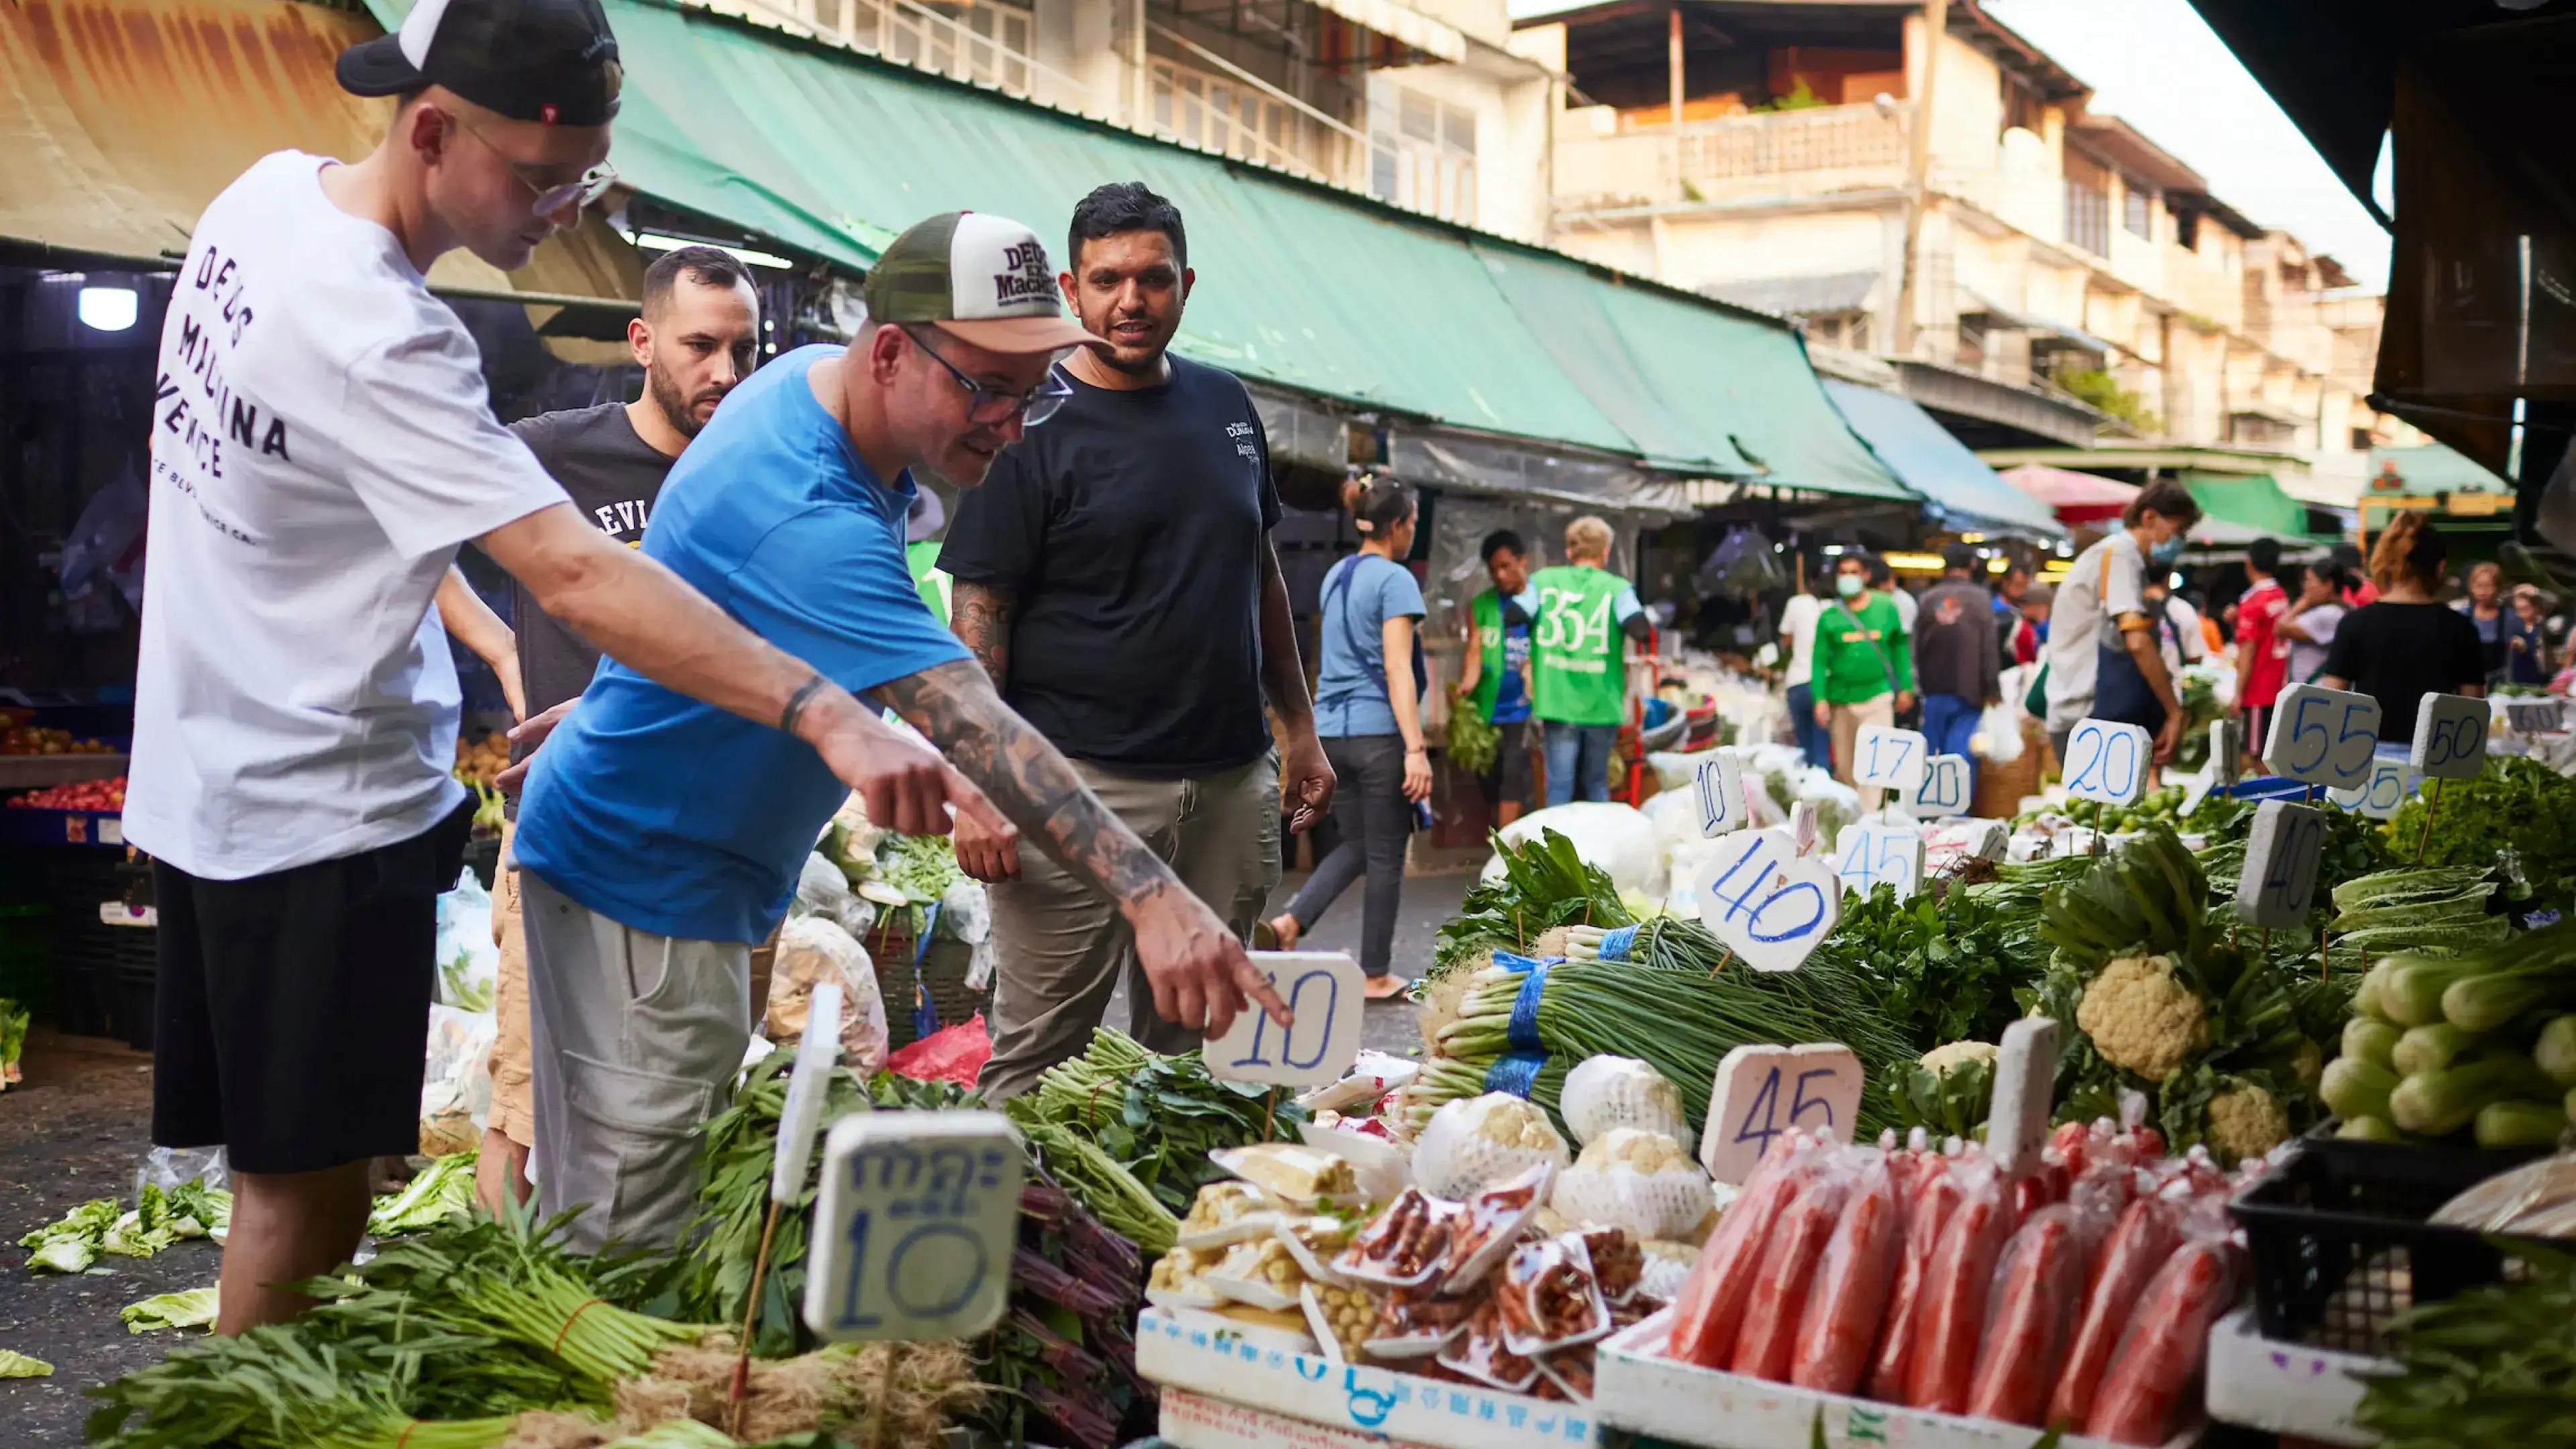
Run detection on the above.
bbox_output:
[1263,476,1426,999]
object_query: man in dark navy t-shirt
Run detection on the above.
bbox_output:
[941,182,1334,1102]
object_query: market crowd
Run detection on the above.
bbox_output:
[121,0,1654,1333]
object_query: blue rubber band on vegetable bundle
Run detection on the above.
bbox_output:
[1595,924,1639,962]
[1494,949,1546,973]
[1506,961,1550,1051]
[1485,1049,1547,1097]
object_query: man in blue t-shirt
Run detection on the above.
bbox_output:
[509,213,1290,1249]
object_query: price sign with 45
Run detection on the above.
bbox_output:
[1698,828,1841,972]
[1701,1042,1862,1184]
[1834,822,1925,901]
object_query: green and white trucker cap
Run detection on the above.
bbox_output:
[863,211,1108,354]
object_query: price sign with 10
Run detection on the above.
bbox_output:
[2263,683,2381,792]
[1851,724,1929,792]
[1698,827,1842,973]
[1701,1042,1863,1185]
[2234,800,2325,929]
[1690,747,1748,838]
[2063,718,2151,806]
[807,1111,1022,1342]
[1834,822,1925,901]
[1204,951,1364,1089]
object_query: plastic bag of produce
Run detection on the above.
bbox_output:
[793,851,874,938]
[1789,1152,1902,1393]
[1902,1160,2014,1414]
[432,868,498,1013]
[1966,1202,2094,1425]
[1560,1056,1694,1150]
[1972,700,2025,765]
[765,916,890,1076]
[419,1002,496,1155]
[1667,1130,1826,1367]
[1550,1129,1710,1240]
[1484,804,1661,898]
[1413,1093,1570,1201]
[2084,1236,2238,1445]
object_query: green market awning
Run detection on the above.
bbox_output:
[2365,443,2512,497]
[2182,472,2318,542]
[1820,381,2063,533]
[368,0,1900,493]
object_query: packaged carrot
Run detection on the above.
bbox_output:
[1788,1154,1902,1393]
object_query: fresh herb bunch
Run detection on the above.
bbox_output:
[2357,1242,2576,1448]
[2394,756,2576,890]
[1815,885,2037,1051]
[1434,829,1633,972]
[1014,1028,1301,1218]
[1446,706,1501,777]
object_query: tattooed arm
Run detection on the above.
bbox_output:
[874,659,1291,1036]
[949,579,1014,692]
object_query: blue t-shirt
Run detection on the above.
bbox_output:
[1493,618,1532,724]
[512,347,971,943]
[1313,555,1426,739]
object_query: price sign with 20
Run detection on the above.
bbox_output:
[2062,718,2150,806]
[808,1112,1022,1342]
[2264,684,2381,792]
[1698,828,1841,973]
[1908,753,1971,818]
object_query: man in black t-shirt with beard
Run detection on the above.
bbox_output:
[474,244,760,1211]
[940,182,1335,1102]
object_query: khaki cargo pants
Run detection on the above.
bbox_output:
[976,750,1280,1103]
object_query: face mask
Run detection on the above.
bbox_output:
[2151,533,2186,565]
[1836,574,1865,599]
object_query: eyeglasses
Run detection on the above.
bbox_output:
[453,114,620,217]
[904,328,1073,427]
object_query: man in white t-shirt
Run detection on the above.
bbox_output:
[131,0,1015,1332]
[2041,481,2201,766]
[1777,583,1829,767]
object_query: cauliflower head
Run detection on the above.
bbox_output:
[2077,955,2209,1081]
[2206,1080,2291,1163]
[1466,1093,1565,1152]
[1574,1128,1693,1176]
[2290,1039,2324,1088]
[1919,1041,2000,1075]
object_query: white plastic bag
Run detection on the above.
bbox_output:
[1972,700,2025,765]
[432,869,499,1013]
[1559,1056,1693,1150]
[765,916,890,1076]
[420,1002,496,1156]
[794,851,875,938]
[1412,1093,1570,1201]
[1485,802,1661,898]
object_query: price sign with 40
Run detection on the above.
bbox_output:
[1697,827,1841,973]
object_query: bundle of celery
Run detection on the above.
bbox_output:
[1408,925,1917,1140]
[2328,918,2576,1148]
[2330,866,2508,958]
[1012,1027,1300,1216]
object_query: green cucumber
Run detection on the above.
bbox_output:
[2474,1099,2569,1150]
[2322,1055,2400,1124]
[2538,1016,2576,1089]
[2343,1017,2402,1070]
[2337,1114,2407,1142]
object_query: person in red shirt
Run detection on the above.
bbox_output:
[2236,538,2291,767]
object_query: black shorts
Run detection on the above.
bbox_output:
[1479,718,1534,808]
[152,799,472,1174]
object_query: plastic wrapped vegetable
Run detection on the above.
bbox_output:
[1413,1093,1570,1201]
[1964,1203,2092,1425]
[1731,1159,1851,1381]
[1903,1162,2014,1414]
[2052,1196,2184,1428]
[1866,1155,1962,1400]
[1666,1132,1820,1367]
[2084,1237,2237,1446]
[1788,1153,1901,1393]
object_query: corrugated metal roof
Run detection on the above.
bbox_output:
[0,0,641,303]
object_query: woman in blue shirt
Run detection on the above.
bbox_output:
[1263,477,1425,998]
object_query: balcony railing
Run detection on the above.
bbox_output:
[1552,101,1909,210]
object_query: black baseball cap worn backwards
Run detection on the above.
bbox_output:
[338,0,623,127]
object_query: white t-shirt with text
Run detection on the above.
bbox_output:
[127,152,569,879]
[1779,592,1823,688]
[2044,533,2147,731]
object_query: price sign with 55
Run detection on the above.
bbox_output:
[808,1112,1022,1342]
[1698,828,1842,973]
[1701,1042,1863,1185]
[2264,684,2381,792]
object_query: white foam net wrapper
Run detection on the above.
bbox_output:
[1411,1093,1570,1201]
[1548,1128,1712,1240]
[1561,1055,1695,1151]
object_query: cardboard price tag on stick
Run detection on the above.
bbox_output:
[1697,828,1841,972]
[806,1111,1022,1342]
[2412,694,2489,779]
[1986,1017,2061,1177]
[2235,800,2326,928]
[1909,753,1971,818]
[1204,952,1364,1088]
[1834,822,1925,901]
[2265,684,2382,792]
[1851,724,1930,793]
[1690,747,1749,838]
[1701,1042,1863,1184]
[2062,718,2151,806]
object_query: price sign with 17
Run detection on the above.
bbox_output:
[1698,827,1842,973]
[1851,724,1929,792]
[1701,1042,1863,1185]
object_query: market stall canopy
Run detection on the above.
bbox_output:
[1819,381,2065,536]
[1998,463,2135,525]
[2182,473,2322,544]
[2366,441,2513,497]
[352,0,1894,494]
[0,0,641,305]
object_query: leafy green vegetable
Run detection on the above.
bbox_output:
[2358,1242,2576,1446]
[1014,1028,1297,1218]
[22,1196,117,1273]
[2393,756,2576,890]
[1446,706,1501,776]
[1434,829,1631,972]
[0,1348,50,1377]
[123,1286,221,1334]
[369,1151,478,1237]
[1817,885,2039,1051]
[0,998,25,1088]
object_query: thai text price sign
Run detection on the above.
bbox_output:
[807,1111,1020,1342]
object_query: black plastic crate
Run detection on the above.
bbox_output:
[2231,1128,2551,1355]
